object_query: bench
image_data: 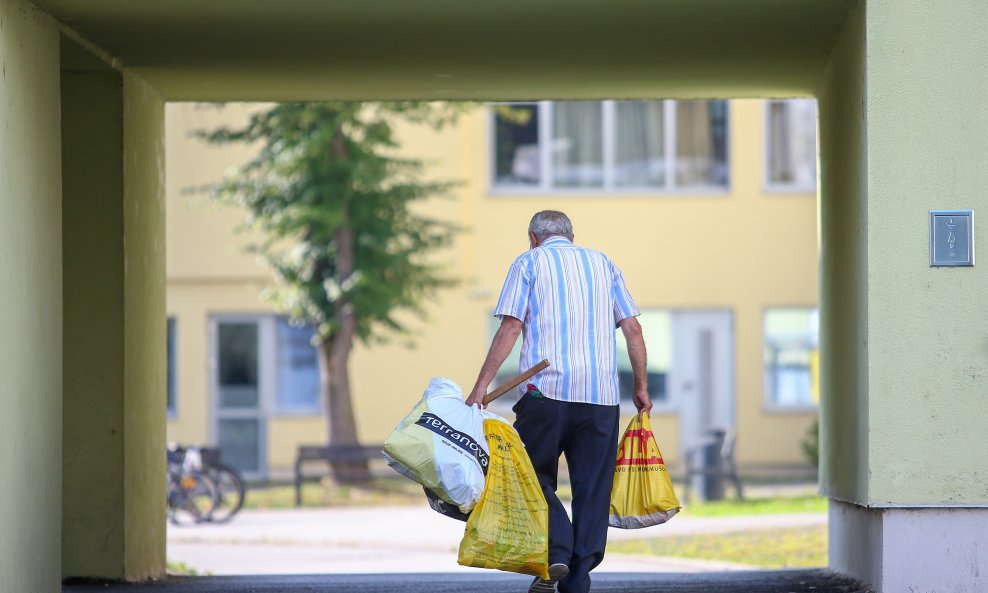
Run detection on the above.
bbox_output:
[294,444,385,507]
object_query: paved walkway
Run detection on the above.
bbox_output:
[165,506,827,575]
[64,506,859,592]
[65,571,870,592]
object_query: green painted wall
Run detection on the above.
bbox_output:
[61,67,166,581]
[864,0,988,505]
[33,0,854,101]
[122,72,167,580]
[0,1,63,591]
[62,70,126,578]
[817,0,869,505]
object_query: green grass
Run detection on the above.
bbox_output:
[610,525,827,569]
[244,478,425,509]
[680,494,826,517]
[166,561,205,576]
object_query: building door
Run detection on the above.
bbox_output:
[672,310,734,481]
[210,317,268,479]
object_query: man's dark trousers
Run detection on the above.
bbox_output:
[513,394,620,593]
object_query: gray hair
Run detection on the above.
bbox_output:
[528,210,574,241]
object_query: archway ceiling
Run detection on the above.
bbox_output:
[44,0,856,101]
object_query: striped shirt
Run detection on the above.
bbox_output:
[494,236,640,406]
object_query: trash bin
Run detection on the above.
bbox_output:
[699,429,726,501]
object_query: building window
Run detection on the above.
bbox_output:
[553,101,604,189]
[215,315,322,416]
[492,100,729,193]
[675,101,729,188]
[211,315,321,478]
[217,321,260,409]
[613,100,665,187]
[167,317,177,416]
[765,99,818,191]
[493,104,540,187]
[275,318,321,412]
[616,310,671,407]
[764,308,819,407]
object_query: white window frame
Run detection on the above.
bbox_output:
[763,99,819,194]
[761,306,819,413]
[488,100,731,196]
[207,314,323,479]
[210,313,321,427]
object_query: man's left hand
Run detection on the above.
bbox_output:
[633,388,652,414]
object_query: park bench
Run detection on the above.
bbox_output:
[293,444,385,507]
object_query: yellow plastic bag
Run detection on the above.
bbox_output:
[457,419,550,579]
[609,413,681,529]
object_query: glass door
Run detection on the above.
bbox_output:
[211,317,267,479]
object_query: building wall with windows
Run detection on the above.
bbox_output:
[166,99,820,480]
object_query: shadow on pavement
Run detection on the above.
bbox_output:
[65,570,871,592]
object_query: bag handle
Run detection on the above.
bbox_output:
[482,359,550,405]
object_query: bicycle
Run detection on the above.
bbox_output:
[198,447,247,523]
[167,445,219,525]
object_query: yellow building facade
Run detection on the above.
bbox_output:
[166,99,819,480]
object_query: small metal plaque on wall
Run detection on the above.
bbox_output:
[930,210,975,267]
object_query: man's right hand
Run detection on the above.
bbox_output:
[465,387,487,408]
[466,316,523,409]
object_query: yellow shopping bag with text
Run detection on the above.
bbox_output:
[457,419,550,579]
[609,413,680,529]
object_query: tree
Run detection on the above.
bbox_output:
[801,418,820,470]
[199,102,460,482]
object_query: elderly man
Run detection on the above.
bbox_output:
[466,210,651,593]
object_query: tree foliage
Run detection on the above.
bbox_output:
[197,102,461,346]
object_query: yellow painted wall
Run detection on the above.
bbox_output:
[166,99,819,476]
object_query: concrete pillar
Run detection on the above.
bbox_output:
[61,62,167,580]
[0,1,63,591]
[820,0,988,590]
[120,72,168,581]
[817,0,868,508]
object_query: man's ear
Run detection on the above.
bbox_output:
[529,232,540,248]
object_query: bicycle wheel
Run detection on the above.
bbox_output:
[170,471,219,526]
[206,463,246,523]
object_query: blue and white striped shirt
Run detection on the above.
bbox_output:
[494,236,640,406]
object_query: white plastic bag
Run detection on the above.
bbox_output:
[383,378,505,514]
